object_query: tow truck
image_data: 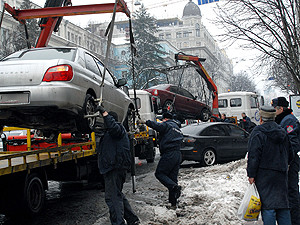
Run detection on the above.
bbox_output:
[0,0,136,216]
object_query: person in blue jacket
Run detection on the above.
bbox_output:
[241,112,252,132]
[272,97,300,225]
[247,106,294,224]
[139,112,183,209]
[96,105,140,225]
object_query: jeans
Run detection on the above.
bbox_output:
[288,155,300,225]
[155,150,181,206]
[103,169,139,225]
[261,209,291,225]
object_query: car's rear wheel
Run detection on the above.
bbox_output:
[77,94,96,134]
[202,149,216,166]
[163,100,175,112]
[123,108,135,132]
[200,108,211,122]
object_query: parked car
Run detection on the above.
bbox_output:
[180,122,249,166]
[0,47,134,135]
[145,84,211,122]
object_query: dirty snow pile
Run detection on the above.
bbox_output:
[126,159,261,225]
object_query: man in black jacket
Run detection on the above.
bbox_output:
[140,112,183,209]
[96,106,139,225]
[247,106,294,224]
[272,97,300,225]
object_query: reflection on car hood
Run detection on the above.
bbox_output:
[0,59,60,87]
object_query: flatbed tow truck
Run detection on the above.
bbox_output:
[0,0,135,216]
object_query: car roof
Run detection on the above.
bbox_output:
[181,122,240,134]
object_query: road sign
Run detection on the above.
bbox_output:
[198,0,219,5]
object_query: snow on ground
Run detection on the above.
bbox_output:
[125,159,262,225]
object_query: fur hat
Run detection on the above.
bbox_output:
[271,97,289,107]
[259,106,276,120]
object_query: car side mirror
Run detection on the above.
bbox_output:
[116,78,127,87]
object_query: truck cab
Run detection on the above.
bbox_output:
[218,92,263,125]
[129,90,157,163]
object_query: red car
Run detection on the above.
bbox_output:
[145,84,211,122]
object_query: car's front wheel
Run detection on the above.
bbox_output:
[202,149,216,166]
[77,94,96,134]
[200,108,211,122]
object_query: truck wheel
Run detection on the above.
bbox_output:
[77,94,96,133]
[146,140,155,163]
[23,173,45,215]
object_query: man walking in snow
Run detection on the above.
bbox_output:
[138,112,183,209]
[272,96,300,225]
[247,106,294,224]
[96,105,140,225]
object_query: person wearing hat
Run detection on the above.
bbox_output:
[247,106,294,224]
[272,97,300,225]
[138,112,183,209]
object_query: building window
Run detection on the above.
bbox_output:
[159,33,164,39]
[79,37,81,45]
[176,32,182,38]
[195,23,200,37]
[196,41,201,46]
[183,42,189,47]
[67,31,70,40]
[166,33,171,39]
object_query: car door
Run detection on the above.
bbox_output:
[179,87,203,115]
[226,124,248,159]
[201,124,232,160]
[95,60,128,121]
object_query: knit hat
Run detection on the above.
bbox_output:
[271,97,289,107]
[259,106,276,120]
[162,111,173,119]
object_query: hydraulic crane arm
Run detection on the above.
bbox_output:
[3,0,131,47]
[175,53,219,117]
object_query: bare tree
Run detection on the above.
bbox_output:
[229,71,257,92]
[214,0,300,93]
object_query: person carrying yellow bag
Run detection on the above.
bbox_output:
[246,106,294,224]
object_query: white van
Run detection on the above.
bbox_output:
[218,92,263,125]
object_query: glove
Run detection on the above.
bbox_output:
[95,104,106,114]
[136,119,146,125]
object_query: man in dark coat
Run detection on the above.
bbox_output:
[139,112,183,209]
[272,96,300,225]
[241,112,252,132]
[247,106,294,224]
[96,106,140,225]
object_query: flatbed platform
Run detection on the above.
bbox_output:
[0,141,96,176]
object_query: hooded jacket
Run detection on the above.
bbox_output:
[247,121,294,178]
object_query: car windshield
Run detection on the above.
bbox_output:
[2,48,76,61]
[181,125,204,136]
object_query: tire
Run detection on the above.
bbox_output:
[146,140,155,163]
[77,94,96,134]
[123,108,135,132]
[163,100,175,113]
[23,173,45,216]
[200,108,211,122]
[202,149,216,166]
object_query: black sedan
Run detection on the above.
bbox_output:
[180,122,249,166]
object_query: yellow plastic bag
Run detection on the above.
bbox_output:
[237,183,261,221]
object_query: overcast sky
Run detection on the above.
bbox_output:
[27,0,271,93]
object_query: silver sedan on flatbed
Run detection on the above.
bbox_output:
[0,47,134,135]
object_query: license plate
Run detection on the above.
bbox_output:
[0,92,29,104]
